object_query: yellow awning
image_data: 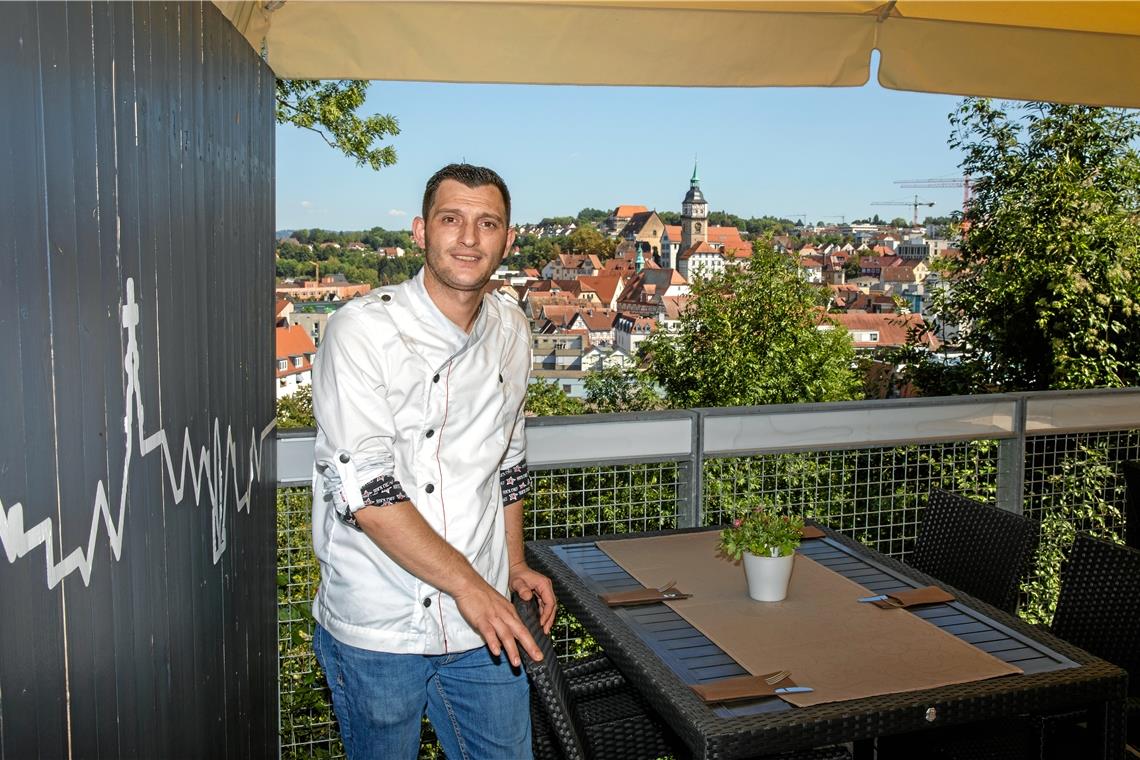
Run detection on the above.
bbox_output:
[215,1,1140,108]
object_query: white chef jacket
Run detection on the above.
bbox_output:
[310,269,531,654]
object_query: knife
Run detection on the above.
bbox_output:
[858,594,888,603]
[774,686,814,694]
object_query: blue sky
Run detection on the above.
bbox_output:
[276,73,972,231]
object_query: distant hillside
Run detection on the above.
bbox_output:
[275,229,295,240]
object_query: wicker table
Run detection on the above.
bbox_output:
[525,526,1127,759]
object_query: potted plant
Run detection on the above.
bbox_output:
[719,504,805,602]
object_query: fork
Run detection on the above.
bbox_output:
[763,670,791,686]
[655,579,678,593]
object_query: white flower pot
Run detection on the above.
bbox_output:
[742,551,795,602]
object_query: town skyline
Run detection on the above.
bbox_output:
[276,72,972,230]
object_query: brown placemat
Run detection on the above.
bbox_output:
[598,531,1021,707]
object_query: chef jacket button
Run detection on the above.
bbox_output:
[381,293,391,302]
[338,453,350,463]
[426,429,435,438]
[498,374,504,383]
[433,373,440,383]
[425,483,435,494]
[423,597,432,608]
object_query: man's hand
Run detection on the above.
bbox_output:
[451,576,544,668]
[509,562,558,634]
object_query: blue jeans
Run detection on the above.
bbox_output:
[313,624,533,760]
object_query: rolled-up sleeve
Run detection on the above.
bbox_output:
[313,308,409,517]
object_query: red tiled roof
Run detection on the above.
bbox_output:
[577,308,619,331]
[678,241,719,260]
[275,324,317,378]
[824,312,940,349]
[662,295,692,320]
[614,204,649,218]
[578,274,622,304]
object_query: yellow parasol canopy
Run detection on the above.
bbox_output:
[215,1,1140,108]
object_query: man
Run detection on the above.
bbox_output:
[310,164,556,759]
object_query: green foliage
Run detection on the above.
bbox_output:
[277,230,422,286]
[277,385,316,429]
[377,255,424,285]
[576,207,609,225]
[506,233,560,271]
[563,225,616,259]
[718,502,804,560]
[276,80,399,171]
[525,379,588,416]
[930,99,1140,391]
[277,488,444,760]
[656,210,795,237]
[583,366,662,413]
[642,248,861,407]
[538,216,576,227]
[1019,441,1125,625]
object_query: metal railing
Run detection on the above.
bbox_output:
[276,387,1140,759]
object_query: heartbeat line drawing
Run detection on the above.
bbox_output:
[0,277,276,589]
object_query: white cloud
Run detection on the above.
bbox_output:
[300,200,314,209]
[388,208,407,217]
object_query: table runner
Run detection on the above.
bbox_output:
[598,531,1021,707]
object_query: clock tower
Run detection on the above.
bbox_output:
[680,163,708,252]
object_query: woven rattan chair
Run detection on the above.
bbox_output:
[1122,460,1139,550]
[514,595,852,760]
[910,489,1040,614]
[514,594,682,760]
[1043,533,1140,755]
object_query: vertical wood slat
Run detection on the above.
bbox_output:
[0,3,276,757]
[0,3,71,758]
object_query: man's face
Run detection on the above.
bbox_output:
[413,179,515,295]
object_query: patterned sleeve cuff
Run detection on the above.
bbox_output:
[336,474,409,531]
[500,460,531,505]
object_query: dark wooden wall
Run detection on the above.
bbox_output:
[0,2,277,757]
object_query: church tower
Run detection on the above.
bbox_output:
[680,163,708,252]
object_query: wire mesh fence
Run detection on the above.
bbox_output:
[701,439,1002,559]
[277,461,685,759]
[277,427,1137,758]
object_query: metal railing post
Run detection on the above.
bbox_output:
[677,410,703,528]
[996,396,1027,514]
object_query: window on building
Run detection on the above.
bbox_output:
[869,332,879,342]
[277,359,287,371]
[293,356,303,367]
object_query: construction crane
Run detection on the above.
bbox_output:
[895,177,972,212]
[871,195,935,226]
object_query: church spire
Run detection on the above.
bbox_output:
[691,160,699,185]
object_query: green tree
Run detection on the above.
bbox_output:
[525,379,588,416]
[583,366,661,413]
[931,99,1140,391]
[563,226,615,258]
[641,248,861,407]
[576,208,609,225]
[276,80,399,170]
[277,385,315,428]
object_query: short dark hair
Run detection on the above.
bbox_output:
[422,163,511,223]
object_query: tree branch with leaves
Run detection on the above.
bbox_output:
[276,80,399,170]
